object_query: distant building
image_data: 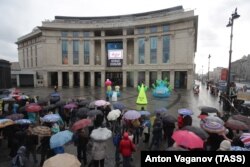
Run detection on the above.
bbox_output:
[11,62,37,87]
[0,59,11,89]
[16,6,198,89]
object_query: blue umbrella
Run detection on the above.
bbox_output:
[51,92,60,97]
[113,102,126,110]
[178,108,193,115]
[50,130,73,149]
[15,119,32,125]
[140,111,151,116]
[154,107,167,114]
[42,114,61,123]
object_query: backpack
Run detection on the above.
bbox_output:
[113,134,121,147]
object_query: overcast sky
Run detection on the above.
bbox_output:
[0,0,249,74]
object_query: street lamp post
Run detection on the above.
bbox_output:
[208,54,211,81]
[202,65,203,83]
[226,8,240,99]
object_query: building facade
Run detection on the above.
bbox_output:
[16,6,198,89]
[0,59,11,89]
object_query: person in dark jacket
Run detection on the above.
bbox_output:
[163,122,175,148]
[119,132,135,167]
[149,122,162,150]
[74,128,89,165]
[25,129,38,163]
[39,136,52,167]
[182,115,192,127]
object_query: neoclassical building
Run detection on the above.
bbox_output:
[16,6,198,89]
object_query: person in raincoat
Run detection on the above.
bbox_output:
[119,132,135,167]
[91,140,107,167]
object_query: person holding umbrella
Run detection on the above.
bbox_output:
[74,127,89,165]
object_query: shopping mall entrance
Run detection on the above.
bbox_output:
[106,72,123,86]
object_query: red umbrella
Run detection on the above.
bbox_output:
[26,103,42,112]
[71,119,92,132]
[225,119,249,131]
[172,130,204,149]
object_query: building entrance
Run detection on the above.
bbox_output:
[106,72,122,86]
[174,71,187,89]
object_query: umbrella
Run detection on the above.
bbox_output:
[113,102,126,110]
[26,103,42,112]
[55,101,66,107]
[76,107,90,118]
[64,103,78,110]
[50,130,73,149]
[31,126,51,136]
[225,119,249,131]
[107,109,121,121]
[15,119,32,125]
[50,92,60,97]
[17,95,29,101]
[123,110,141,120]
[6,113,24,121]
[172,130,204,149]
[78,100,90,107]
[181,126,209,140]
[140,111,151,116]
[166,146,189,151]
[95,100,109,107]
[88,101,96,109]
[0,119,15,128]
[43,104,56,111]
[2,97,15,102]
[178,108,193,115]
[43,153,81,167]
[42,114,61,123]
[240,133,250,149]
[90,127,112,141]
[204,116,224,125]
[154,107,167,114]
[71,119,92,132]
[231,115,250,125]
[87,110,103,117]
[162,115,177,124]
[199,106,219,113]
[37,99,48,105]
[201,121,226,134]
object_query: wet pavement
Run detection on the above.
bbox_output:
[0,81,223,167]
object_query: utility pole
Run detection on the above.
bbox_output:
[208,54,211,81]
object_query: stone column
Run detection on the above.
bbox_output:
[145,70,149,86]
[90,40,95,66]
[58,71,62,87]
[68,40,73,65]
[101,39,105,66]
[80,71,84,88]
[145,37,150,64]
[187,69,193,90]
[43,71,48,87]
[157,36,162,64]
[123,71,127,88]
[33,73,37,88]
[134,38,138,65]
[157,70,161,80]
[133,71,138,88]
[170,70,175,88]
[69,71,73,88]
[101,71,105,87]
[16,74,20,87]
[123,38,127,66]
[90,71,95,87]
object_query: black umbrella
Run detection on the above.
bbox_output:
[77,107,90,118]
[78,100,90,107]
[37,99,48,105]
[87,110,103,117]
[55,101,66,107]
[199,106,219,113]
[162,115,177,124]
[181,125,209,140]
[43,104,56,112]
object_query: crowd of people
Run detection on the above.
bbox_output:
[0,87,250,167]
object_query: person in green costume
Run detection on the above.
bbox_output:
[136,84,148,105]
